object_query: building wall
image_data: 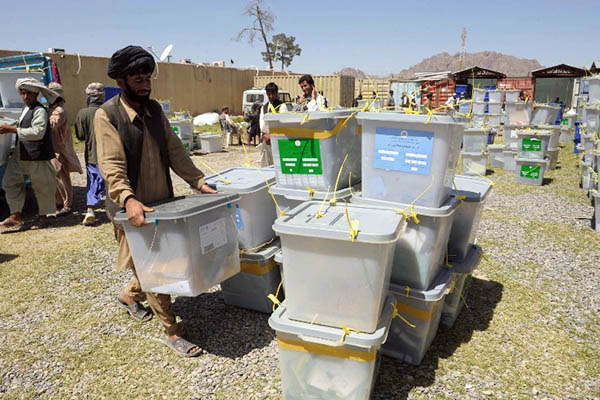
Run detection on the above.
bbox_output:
[0,49,281,122]
[254,75,355,107]
[355,78,390,100]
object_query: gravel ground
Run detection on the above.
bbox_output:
[1,143,599,399]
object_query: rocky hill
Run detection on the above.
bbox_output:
[338,51,543,79]
[394,51,542,78]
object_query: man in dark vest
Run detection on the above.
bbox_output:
[0,78,58,230]
[95,45,216,357]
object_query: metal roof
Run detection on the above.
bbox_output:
[531,64,585,78]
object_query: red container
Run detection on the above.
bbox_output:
[497,77,535,99]
[421,79,456,109]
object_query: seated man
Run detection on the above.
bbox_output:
[218,106,242,147]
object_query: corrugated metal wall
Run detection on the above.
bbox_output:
[355,78,390,100]
[534,77,575,107]
[420,79,456,108]
[254,75,355,107]
[497,77,535,100]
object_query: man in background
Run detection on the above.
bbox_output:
[75,82,105,226]
[259,82,288,167]
[296,75,327,112]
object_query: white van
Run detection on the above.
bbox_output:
[242,87,292,119]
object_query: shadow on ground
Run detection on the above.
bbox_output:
[371,277,504,399]
[173,290,275,359]
[0,253,18,263]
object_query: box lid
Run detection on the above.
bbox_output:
[199,133,221,138]
[453,175,493,202]
[264,109,355,123]
[268,294,395,348]
[389,268,453,302]
[271,183,360,202]
[272,201,405,243]
[114,194,239,222]
[350,193,460,218]
[449,245,483,274]
[205,167,275,194]
[515,157,549,166]
[356,111,468,126]
[240,239,281,262]
[515,129,552,137]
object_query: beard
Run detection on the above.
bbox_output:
[124,82,150,104]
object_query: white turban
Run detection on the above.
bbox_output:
[85,82,105,105]
[15,77,60,105]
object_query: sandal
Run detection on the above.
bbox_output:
[164,336,204,358]
[117,297,153,322]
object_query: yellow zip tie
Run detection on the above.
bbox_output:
[445,249,453,268]
[405,286,411,297]
[330,154,349,205]
[240,237,276,254]
[310,314,319,325]
[300,111,311,125]
[343,199,359,241]
[315,186,331,219]
[340,325,362,344]
[459,289,470,310]
[306,186,316,199]
[268,279,284,312]
[392,306,416,328]
[196,158,232,184]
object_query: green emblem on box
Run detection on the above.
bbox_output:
[522,137,542,152]
[278,138,323,175]
[520,164,541,179]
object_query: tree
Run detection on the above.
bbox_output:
[236,0,275,69]
[261,33,302,70]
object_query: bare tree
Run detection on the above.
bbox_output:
[236,0,275,69]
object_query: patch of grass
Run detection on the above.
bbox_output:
[194,122,221,134]
[523,219,600,255]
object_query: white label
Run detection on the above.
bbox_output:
[199,218,228,255]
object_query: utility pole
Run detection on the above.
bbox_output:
[459,27,467,70]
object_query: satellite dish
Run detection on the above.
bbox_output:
[159,44,173,62]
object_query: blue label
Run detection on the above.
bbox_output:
[373,127,434,175]
[235,204,244,229]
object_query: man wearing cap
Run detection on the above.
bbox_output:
[95,45,217,357]
[0,78,58,230]
[48,82,82,215]
[75,82,105,226]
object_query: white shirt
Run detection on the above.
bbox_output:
[260,101,289,135]
[304,94,327,112]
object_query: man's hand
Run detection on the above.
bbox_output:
[311,87,318,100]
[199,183,217,194]
[0,124,16,134]
[298,95,306,104]
[263,133,271,145]
[125,197,153,227]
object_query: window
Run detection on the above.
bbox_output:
[246,94,265,103]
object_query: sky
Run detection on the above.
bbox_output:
[2,0,599,75]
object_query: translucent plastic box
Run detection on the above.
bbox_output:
[471,113,486,127]
[594,192,600,232]
[515,158,548,186]
[487,113,501,127]
[472,88,486,102]
[441,245,482,328]
[271,183,359,215]
[448,176,492,262]
[472,101,487,115]
[114,195,241,296]
[487,90,503,103]
[487,102,502,114]
[0,115,17,165]
[547,148,558,170]
[357,112,466,208]
[461,152,487,176]
[503,149,517,171]
[588,76,600,105]
[383,270,452,365]
[199,133,222,153]
[505,101,532,126]
[205,167,277,249]
[504,89,520,103]
[516,129,552,160]
[462,128,488,153]
[351,194,458,290]
[269,295,395,400]
[531,104,561,126]
[583,106,600,132]
[170,119,194,140]
[547,128,560,150]
[273,201,405,332]
[266,110,361,192]
[220,240,283,313]
[487,144,504,168]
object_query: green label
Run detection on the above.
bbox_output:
[561,118,568,126]
[172,126,180,138]
[522,137,542,152]
[520,164,540,179]
[278,138,323,175]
